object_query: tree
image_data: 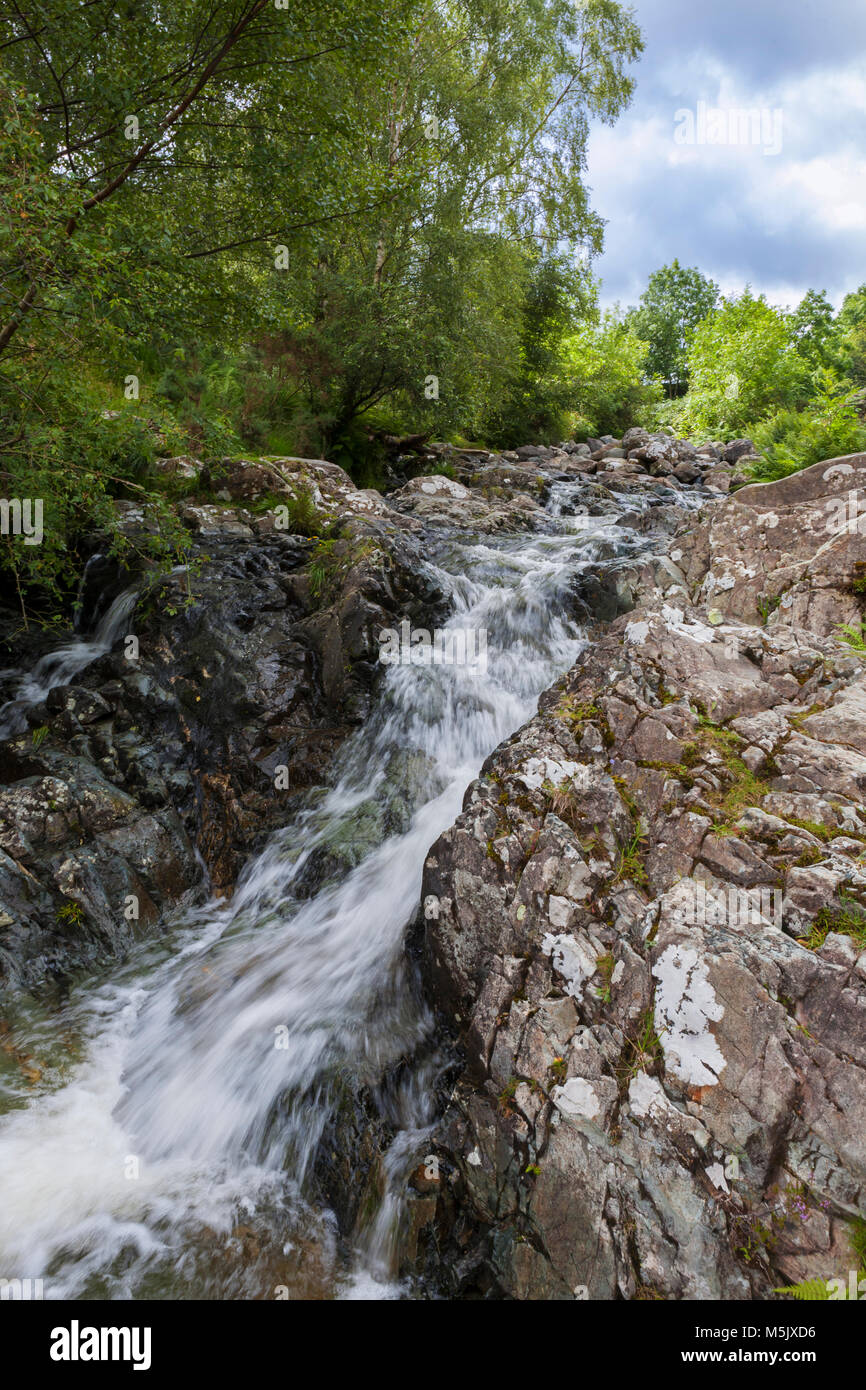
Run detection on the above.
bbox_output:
[0,1,303,359]
[234,0,645,449]
[480,252,595,445]
[626,260,718,394]
[1,0,644,420]
[789,289,837,373]
[560,308,662,437]
[0,0,648,613]
[831,285,866,387]
[673,290,808,436]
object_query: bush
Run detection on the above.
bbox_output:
[671,291,809,437]
[0,372,192,623]
[746,374,866,481]
[560,313,663,438]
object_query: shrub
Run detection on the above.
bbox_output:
[560,312,663,437]
[671,291,809,437]
[746,373,866,481]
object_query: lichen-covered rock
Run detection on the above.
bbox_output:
[410,454,866,1300]
[388,472,546,532]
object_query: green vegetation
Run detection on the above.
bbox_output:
[5,3,866,629]
[307,537,379,604]
[0,0,645,622]
[613,826,649,887]
[273,485,332,540]
[559,309,663,439]
[797,895,866,952]
[715,758,769,825]
[836,620,866,653]
[594,952,616,1004]
[747,375,866,481]
[639,276,866,481]
[757,594,782,625]
[55,901,85,927]
[624,259,718,396]
[783,817,834,842]
[774,1217,866,1301]
[548,1057,568,1086]
[615,1007,664,1087]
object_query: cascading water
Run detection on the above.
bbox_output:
[0,588,138,740]
[0,482,700,1299]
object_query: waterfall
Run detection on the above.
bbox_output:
[0,588,138,740]
[0,487,688,1299]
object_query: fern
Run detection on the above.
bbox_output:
[836,621,866,652]
[775,1264,866,1301]
[773,1277,831,1301]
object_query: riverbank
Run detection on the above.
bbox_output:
[0,437,863,1300]
[412,451,866,1299]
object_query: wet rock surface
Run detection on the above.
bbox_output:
[0,435,722,1001]
[5,433,863,1303]
[409,452,866,1299]
[0,460,444,994]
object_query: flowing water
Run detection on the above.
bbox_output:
[0,482,694,1300]
[0,588,138,741]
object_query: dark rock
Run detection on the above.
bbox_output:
[724,438,757,464]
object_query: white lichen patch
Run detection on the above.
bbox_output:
[548,895,575,929]
[627,1071,712,1150]
[660,604,719,645]
[652,943,726,1088]
[542,931,597,1000]
[551,1077,600,1121]
[702,568,740,596]
[344,490,387,513]
[625,619,650,646]
[517,757,582,791]
[627,1071,668,1120]
[423,895,440,921]
[705,1162,730,1193]
[823,462,854,481]
[419,476,471,498]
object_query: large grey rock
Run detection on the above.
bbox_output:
[409,452,866,1299]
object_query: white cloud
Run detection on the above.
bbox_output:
[588,45,866,309]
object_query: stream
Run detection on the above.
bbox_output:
[0,481,694,1299]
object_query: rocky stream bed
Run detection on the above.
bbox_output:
[0,429,864,1300]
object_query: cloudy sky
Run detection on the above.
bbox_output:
[587,0,866,313]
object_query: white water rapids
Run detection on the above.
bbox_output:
[0,483,689,1299]
[0,588,138,741]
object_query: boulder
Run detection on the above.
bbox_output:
[410,449,866,1300]
[724,438,757,464]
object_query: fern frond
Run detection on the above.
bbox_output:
[773,1277,831,1301]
